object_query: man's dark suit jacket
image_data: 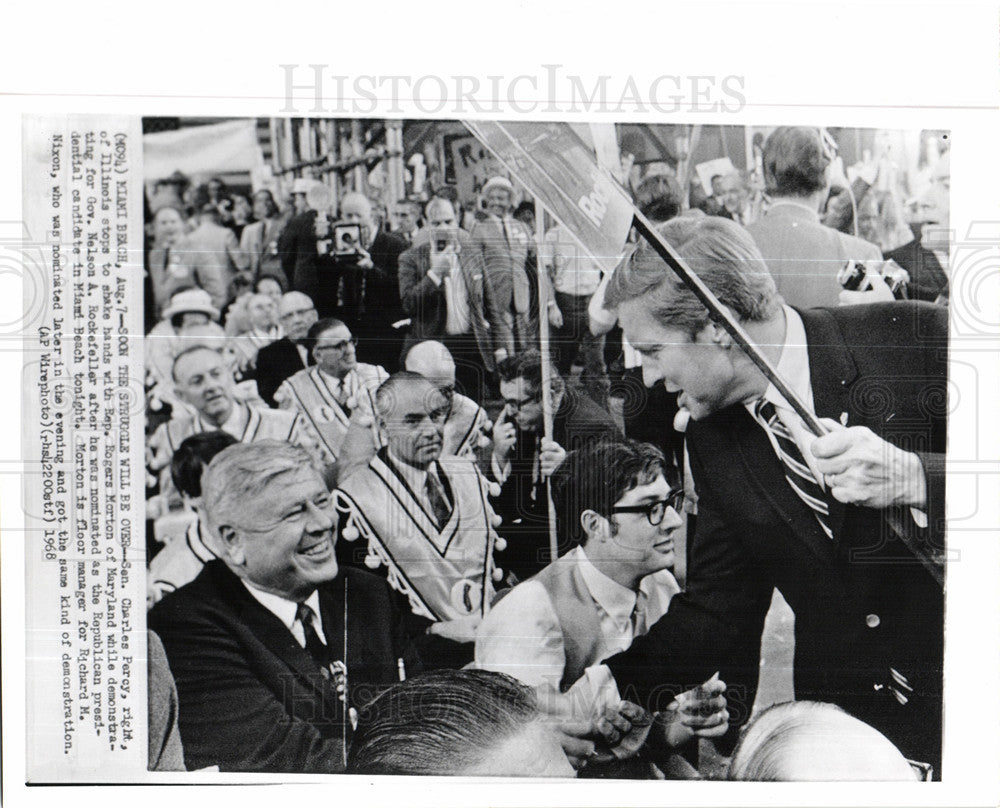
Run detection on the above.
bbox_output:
[490,388,621,582]
[148,560,423,773]
[604,302,947,772]
[885,239,949,303]
[397,233,495,372]
[278,210,331,312]
[253,336,312,407]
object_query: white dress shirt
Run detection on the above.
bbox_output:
[387,450,450,517]
[475,546,679,689]
[241,581,327,647]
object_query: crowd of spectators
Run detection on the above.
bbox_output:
[144,126,949,780]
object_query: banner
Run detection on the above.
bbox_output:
[462,120,633,274]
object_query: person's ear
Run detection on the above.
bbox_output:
[705,319,734,349]
[580,510,607,543]
[216,524,245,565]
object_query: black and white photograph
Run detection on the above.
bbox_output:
[4,3,999,807]
[139,116,949,779]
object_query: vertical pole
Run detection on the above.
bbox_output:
[534,198,558,562]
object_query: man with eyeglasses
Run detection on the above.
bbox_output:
[475,439,727,775]
[253,291,318,406]
[274,318,387,470]
[489,350,620,582]
[336,372,505,668]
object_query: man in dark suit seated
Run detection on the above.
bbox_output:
[253,291,317,406]
[488,351,621,583]
[570,215,945,777]
[148,440,424,773]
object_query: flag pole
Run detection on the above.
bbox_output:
[534,199,559,563]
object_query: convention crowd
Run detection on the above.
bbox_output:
[142,126,949,781]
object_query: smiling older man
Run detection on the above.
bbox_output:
[148,440,424,772]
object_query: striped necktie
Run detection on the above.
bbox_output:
[754,399,834,540]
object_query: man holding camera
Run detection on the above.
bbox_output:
[747,127,882,309]
[334,192,408,372]
[398,197,495,402]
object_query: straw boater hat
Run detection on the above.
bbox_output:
[162,288,220,321]
[481,176,515,197]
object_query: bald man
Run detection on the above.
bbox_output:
[335,341,492,483]
[252,292,317,406]
[336,372,505,668]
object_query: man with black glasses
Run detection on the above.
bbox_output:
[476,439,727,777]
[476,439,686,691]
[274,318,387,470]
[488,351,620,582]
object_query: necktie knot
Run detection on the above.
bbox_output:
[296,603,331,673]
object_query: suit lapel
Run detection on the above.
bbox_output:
[729,408,838,567]
[799,307,859,538]
[216,564,342,713]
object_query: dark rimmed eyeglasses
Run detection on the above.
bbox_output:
[610,489,685,526]
[502,392,539,413]
[315,337,358,353]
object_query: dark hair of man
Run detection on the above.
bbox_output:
[303,317,348,355]
[495,350,564,397]
[432,185,459,204]
[604,216,781,336]
[346,669,539,775]
[554,439,668,547]
[374,370,433,416]
[169,430,239,498]
[762,126,831,198]
[636,174,683,224]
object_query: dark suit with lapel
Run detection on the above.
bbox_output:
[339,230,409,372]
[604,302,946,773]
[253,336,312,407]
[278,210,340,317]
[148,560,420,773]
[399,233,491,358]
[885,239,949,303]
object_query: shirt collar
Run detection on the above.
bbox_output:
[242,580,323,633]
[387,449,434,492]
[317,366,352,390]
[218,401,249,437]
[766,199,821,222]
[747,305,814,415]
[575,546,638,626]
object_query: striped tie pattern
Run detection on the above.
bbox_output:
[754,399,834,540]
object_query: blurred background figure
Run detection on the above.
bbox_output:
[346,669,576,777]
[241,189,289,289]
[392,198,422,244]
[747,126,882,309]
[147,205,192,319]
[728,701,920,781]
